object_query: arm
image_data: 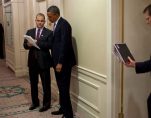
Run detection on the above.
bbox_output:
[37,31,53,50]
[135,60,151,73]
[55,22,71,72]
[125,56,151,73]
[58,23,71,64]
[23,30,33,49]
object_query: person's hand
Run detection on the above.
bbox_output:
[27,42,33,47]
[125,56,136,68]
[56,64,62,72]
[33,39,37,43]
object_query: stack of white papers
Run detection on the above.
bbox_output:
[24,35,40,49]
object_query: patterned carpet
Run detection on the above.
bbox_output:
[0,59,79,118]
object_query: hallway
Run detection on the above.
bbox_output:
[0,59,79,118]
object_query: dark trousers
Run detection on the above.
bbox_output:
[29,66,51,106]
[148,93,151,118]
[55,66,73,118]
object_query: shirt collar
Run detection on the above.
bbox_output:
[54,17,61,26]
[36,27,44,31]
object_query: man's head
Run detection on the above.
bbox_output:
[35,13,45,28]
[47,5,60,23]
[143,4,151,25]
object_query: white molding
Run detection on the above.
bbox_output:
[71,66,107,117]
[106,0,112,118]
[6,59,14,71]
[71,91,100,112]
[78,76,100,89]
[15,68,28,77]
[71,75,101,112]
[73,66,107,83]
[72,99,100,118]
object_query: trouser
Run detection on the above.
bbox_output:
[29,66,51,106]
[147,93,151,118]
[55,66,73,118]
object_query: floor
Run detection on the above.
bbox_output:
[0,59,80,118]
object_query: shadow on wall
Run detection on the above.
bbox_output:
[72,37,78,65]
[126,93,142,118]
[71,36,79,114]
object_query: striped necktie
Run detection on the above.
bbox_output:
[36,28,41,40]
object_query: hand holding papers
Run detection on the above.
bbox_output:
[113,43,135,64]
[24,35,40,49]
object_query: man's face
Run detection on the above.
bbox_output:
[144,11,151,26]
[35,15,45,28]
[47,12,57,23]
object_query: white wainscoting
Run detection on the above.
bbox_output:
[5,46,28,77]
[71,66,107,118]
[5,45,15,71]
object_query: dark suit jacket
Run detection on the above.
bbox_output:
[52,17,76,68]
[23,27,53,69]
[135,60,151,73]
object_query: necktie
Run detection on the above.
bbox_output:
[36,28,41,40]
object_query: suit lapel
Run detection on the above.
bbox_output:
[31,28,36,39]
[54,17,62,34]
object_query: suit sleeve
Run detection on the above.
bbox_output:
[135,60,151,73]
[58,23,71,64]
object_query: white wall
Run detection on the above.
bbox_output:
[63,0,108,118]
[63,0,107,74]
[124,1,151,118]
[111,0,151,118]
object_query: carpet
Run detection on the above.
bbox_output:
[0,60,80,118]
[0,77,61,118]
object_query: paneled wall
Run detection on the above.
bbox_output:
[63,0,109,118]
[71,67,107,118]
[3,0,27,77]
[2,0,49,77]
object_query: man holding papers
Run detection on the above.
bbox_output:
[125,4,151,118]
[23,35,40,49]
[23,13,53,112]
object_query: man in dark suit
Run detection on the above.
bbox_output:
[47,6,76,118]
[125,4,151,118]
[0,23,4,59]
[23,13,53,112]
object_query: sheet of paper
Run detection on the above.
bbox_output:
[24,35,40,49]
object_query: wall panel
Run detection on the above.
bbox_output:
[71,67,107,118]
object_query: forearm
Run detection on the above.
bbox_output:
[135,60,151,73]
